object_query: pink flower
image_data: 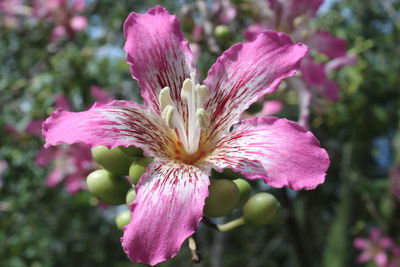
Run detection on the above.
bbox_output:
[90,86,113,104]
[243,0,356,108]
[42,6,329,265]
[32,0,87,41]
[35,89,112,193]
[212,0,237,24]
[354,228,398,267]
[0,0,30,27]
[35,95,92,193]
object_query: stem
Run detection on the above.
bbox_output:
[188,235,202,264]
[217,217,245,232]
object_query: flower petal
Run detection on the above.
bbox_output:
[321,79,339,101]
[243,24,264,42]
[42,100,171,158]
[325,55,356,74]
[204,31,307,140]
[35,146,57,166]
[121,160,210,265]
[124,6,195,114]
[204,117,329,190]
[26,119,45,136]
[300,56,326,86]
[288,78,311,128]
[307,30,347,58]
[261,100,283,116]
[46,168,64,188]
[55,94,71,110]
[90,86,113,104]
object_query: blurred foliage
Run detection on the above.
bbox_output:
[1,0,400,266]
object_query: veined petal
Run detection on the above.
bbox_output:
[121,160,210,266]
[204,31,307,141]
[204,117,329,190]
[42,100,171,158]
[124,6,195,116]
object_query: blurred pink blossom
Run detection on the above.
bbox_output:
[243,0,356,128]
[212,0,237,24]
[32,0,87,41]
[14,88,113,193]
[0,0,30,27]
[90,86,113,104]
[354,228,400,267]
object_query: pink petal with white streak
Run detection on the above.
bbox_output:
[204,117,329,190]
[204,31,307,141]
[325,55,356,74]
[121,160,210,265]
[124,6,195,116]
[42,100,171,159]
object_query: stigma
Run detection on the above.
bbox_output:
[159,74,210,155]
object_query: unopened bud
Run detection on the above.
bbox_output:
[243,192,280,226]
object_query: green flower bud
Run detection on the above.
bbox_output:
[91,146,134,176]
[203,179,240,217]
[125,186,137,206]
[214,25,234,45]
[86,169,131,205]
[243,193,280,226]
[119,146,143,158]
[129,157,152,185]
[233,178,251,208]
[115,210,131,230]
[246,101,263,114]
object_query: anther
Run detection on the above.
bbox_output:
[162,105,176,129]
[159,87,174,111]
[180,78,193,101]
[196,108,210,129]
[195,85,210,107]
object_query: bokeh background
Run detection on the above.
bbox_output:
[1,0,400,266]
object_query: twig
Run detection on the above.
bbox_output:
[202,216,219,230]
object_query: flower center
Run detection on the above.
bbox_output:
[159,74,210,156]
